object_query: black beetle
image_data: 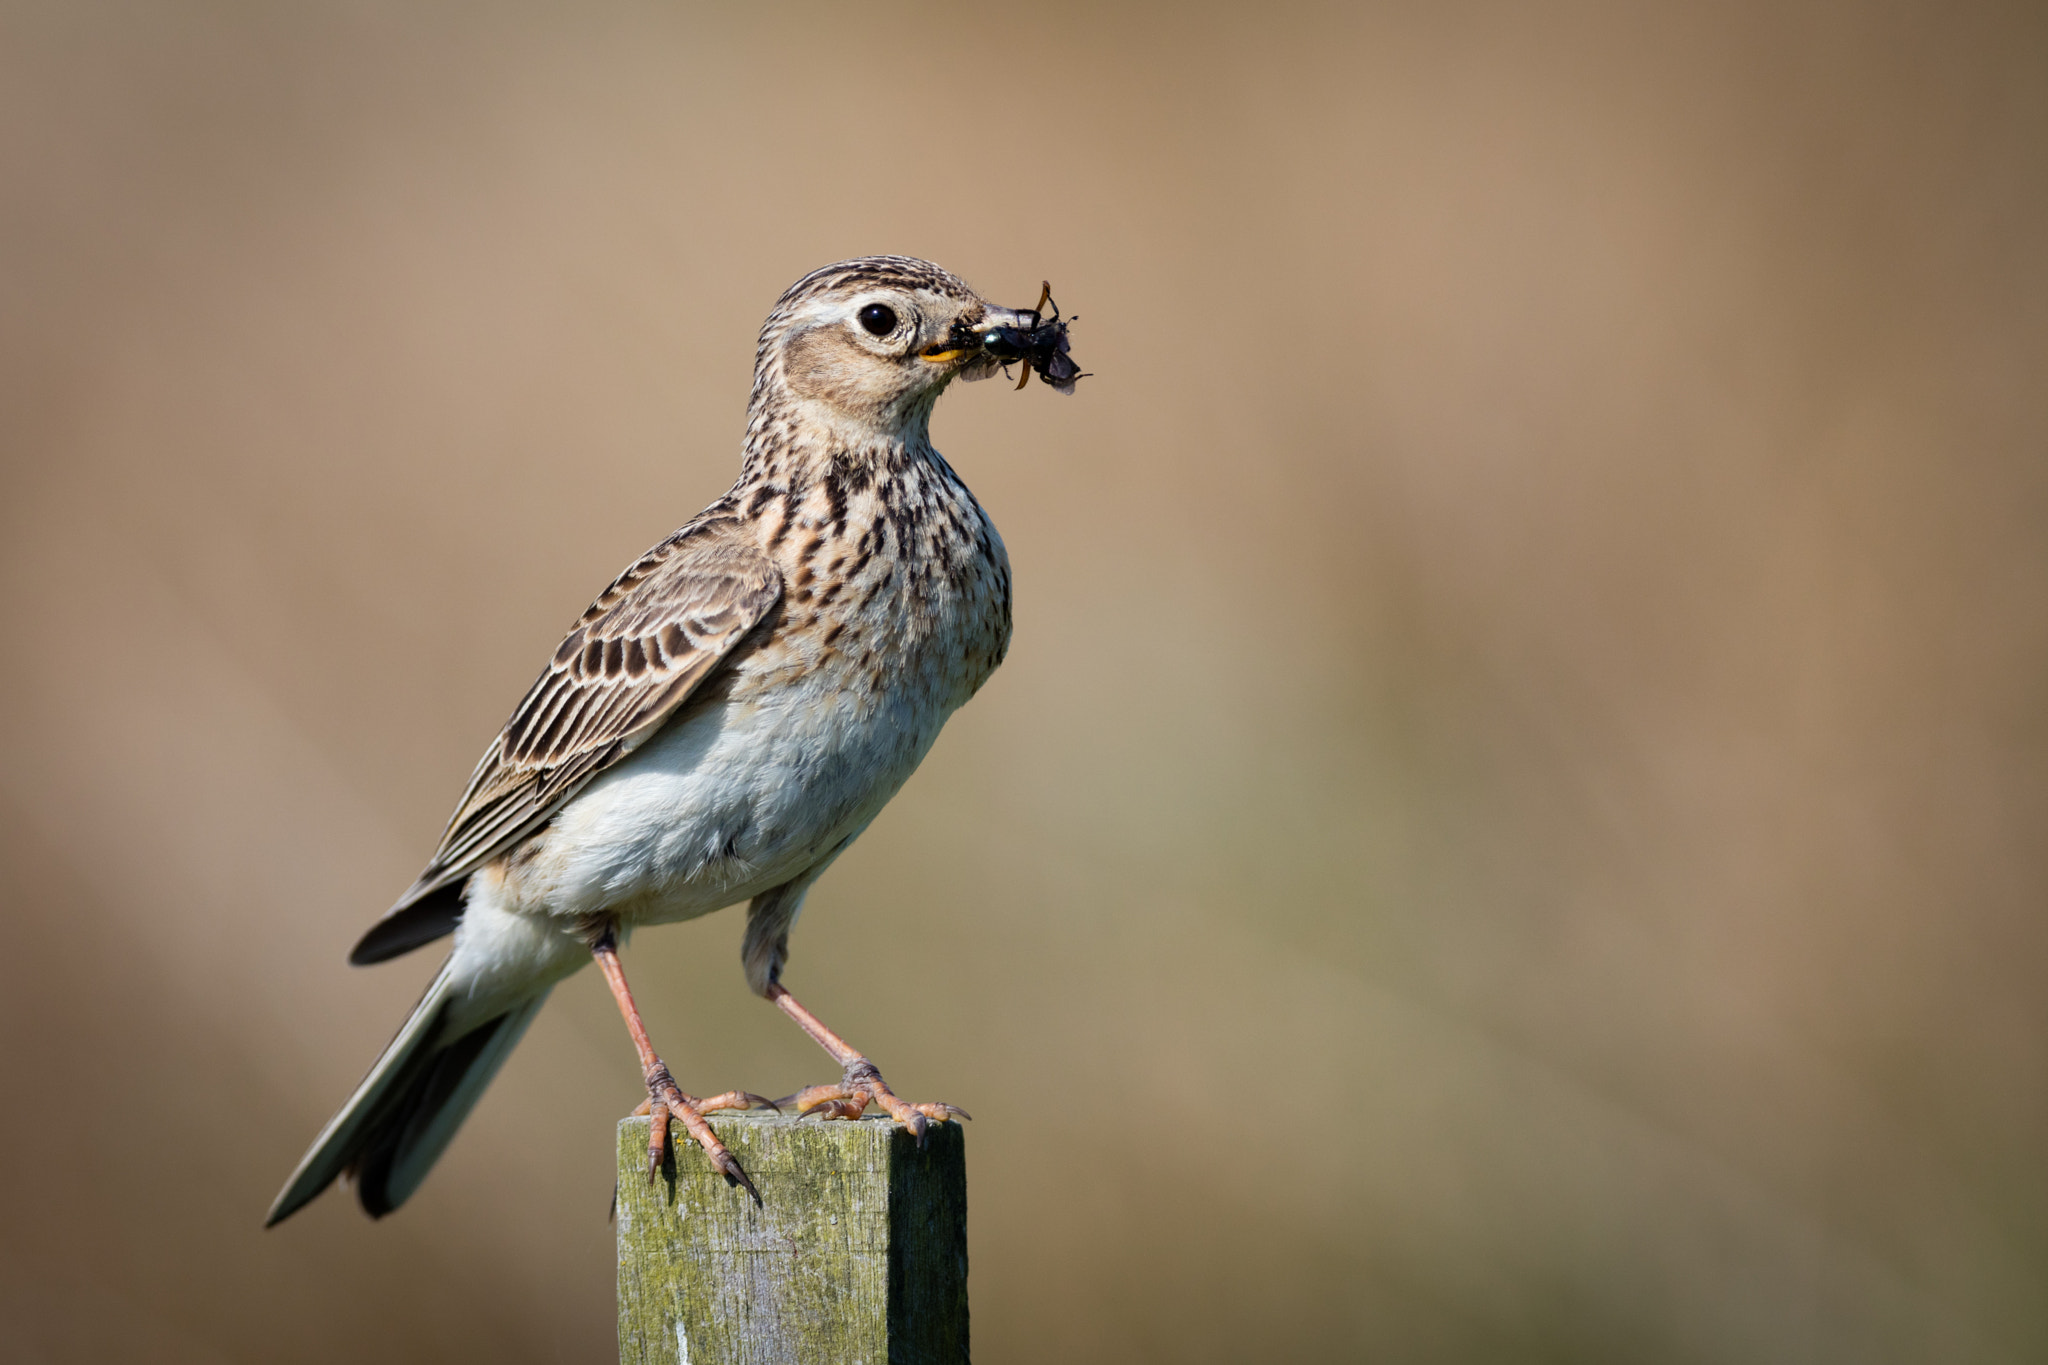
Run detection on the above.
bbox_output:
[981,282,1085,393]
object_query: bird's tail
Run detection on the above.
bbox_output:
[265,965,550,1225]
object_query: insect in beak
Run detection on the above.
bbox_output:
[977,281,1086,395]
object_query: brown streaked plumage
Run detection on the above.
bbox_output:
[352,519,784,964]
[267,256,1075,1224]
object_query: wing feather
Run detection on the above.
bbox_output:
[350,512,781,964]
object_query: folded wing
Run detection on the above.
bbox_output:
[351,511,782,964]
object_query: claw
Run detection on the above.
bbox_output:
[710,1146,762,1205]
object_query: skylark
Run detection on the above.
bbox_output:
[268,256,1073,1223]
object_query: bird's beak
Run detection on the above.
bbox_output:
[918,305,1041,364]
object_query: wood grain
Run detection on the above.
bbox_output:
[616,1113,968,1364]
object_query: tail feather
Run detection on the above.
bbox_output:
[354,994,546,1216]
[265,968,549,1226]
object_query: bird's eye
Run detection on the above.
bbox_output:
[857,303,897,336]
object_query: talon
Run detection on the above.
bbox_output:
[914,1102,971,1123]
[668,1102,759,1203]
[713,1149,762,1205]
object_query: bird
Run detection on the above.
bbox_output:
[266,255,1073,1224]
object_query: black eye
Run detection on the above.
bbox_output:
[857,303,897,336]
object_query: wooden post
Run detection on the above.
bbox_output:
[616,1112,968,1364]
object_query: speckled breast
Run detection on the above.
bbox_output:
[737,444,1012,722]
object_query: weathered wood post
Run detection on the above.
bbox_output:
[616,1112,968,1364]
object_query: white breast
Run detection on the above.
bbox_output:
[500,657,946,928]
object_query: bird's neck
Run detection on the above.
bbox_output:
[737,389,938,489]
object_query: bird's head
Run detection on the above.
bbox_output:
[749,256,1060,442]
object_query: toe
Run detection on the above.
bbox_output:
[779,1083,857,1115]
[862,1086,929,1140]
[696,1090,780,1114]
[645,1101,671,1182]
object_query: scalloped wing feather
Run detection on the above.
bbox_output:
[350,514,781,964]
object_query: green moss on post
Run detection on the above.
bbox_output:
[616,1112,968,1364]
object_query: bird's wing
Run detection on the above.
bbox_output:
[350,511,781,964]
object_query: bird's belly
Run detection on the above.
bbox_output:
[504,668,944,927]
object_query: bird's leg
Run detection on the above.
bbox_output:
[766,982,970,1144]
[591,931,772,1201]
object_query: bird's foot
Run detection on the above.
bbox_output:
[776,1058,970,1146]
[632,1060,776,1202]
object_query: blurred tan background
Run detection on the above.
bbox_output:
[3,1,2045,1360]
